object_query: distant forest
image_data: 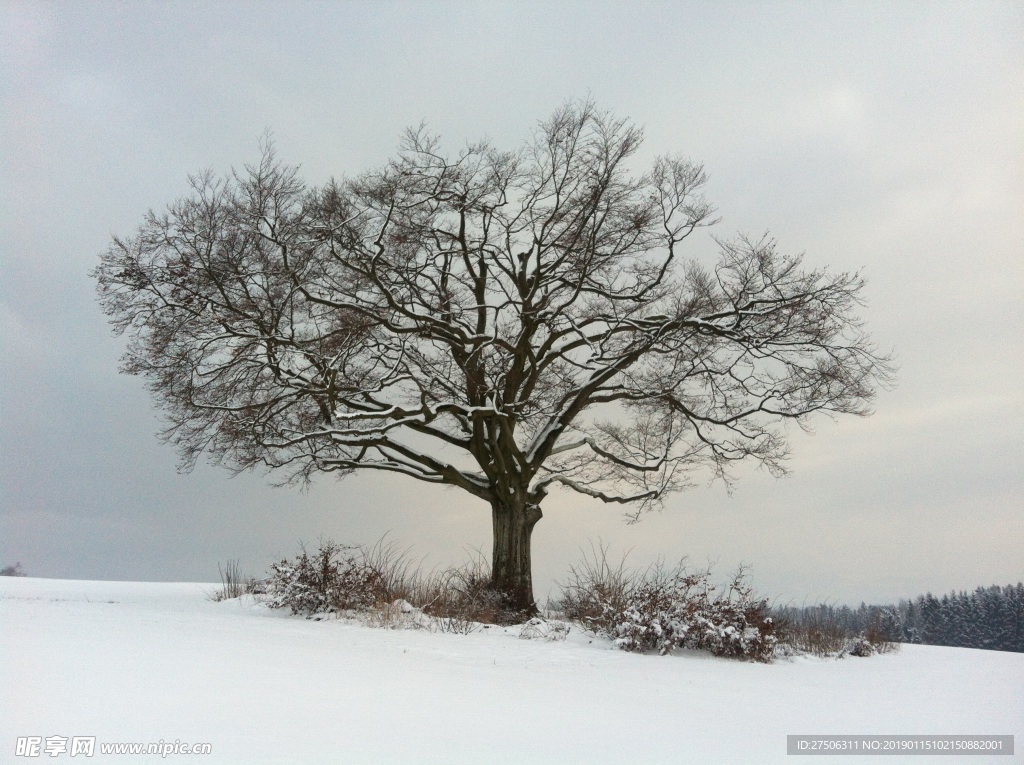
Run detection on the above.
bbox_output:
[774,583,1024,653]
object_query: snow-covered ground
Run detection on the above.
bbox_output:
[2,577,1021,764]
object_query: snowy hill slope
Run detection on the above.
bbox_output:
[2,577,1021,764]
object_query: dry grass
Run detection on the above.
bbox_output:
[773,607,899,657]
[776,614,850,656]
[208,559,257,602]
[558,542,637,634]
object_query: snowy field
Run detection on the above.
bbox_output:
[2,577,1021,764]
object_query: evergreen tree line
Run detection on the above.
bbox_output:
[774,583,1024,653]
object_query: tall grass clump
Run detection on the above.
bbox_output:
[419,551,505,631]
[208,559,258,602]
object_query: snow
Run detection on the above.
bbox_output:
[2,577,1021,764]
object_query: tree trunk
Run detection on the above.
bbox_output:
[490,498,542,617]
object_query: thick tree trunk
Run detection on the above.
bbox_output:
[490,498,542,617]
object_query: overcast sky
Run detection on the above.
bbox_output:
[2,1,1021,606]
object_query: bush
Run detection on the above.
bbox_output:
[264,540,387,616]
[560,545,778,662]
[843,636,876,657]
[1,562,27,577]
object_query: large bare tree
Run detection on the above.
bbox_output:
[95,102,893,614]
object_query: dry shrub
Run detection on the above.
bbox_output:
[862,618,899,655]
[419,552,519,629]
[778,614,850,656]
[558,542,635,631]
[560,544,778,662]
[774,606,899,657]
[260,539,519,629]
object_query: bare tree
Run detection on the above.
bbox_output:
[95,101,893,615]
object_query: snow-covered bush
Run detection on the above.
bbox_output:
[842,636,877,657]
[560,548,777,662]
[264,540,386,616]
